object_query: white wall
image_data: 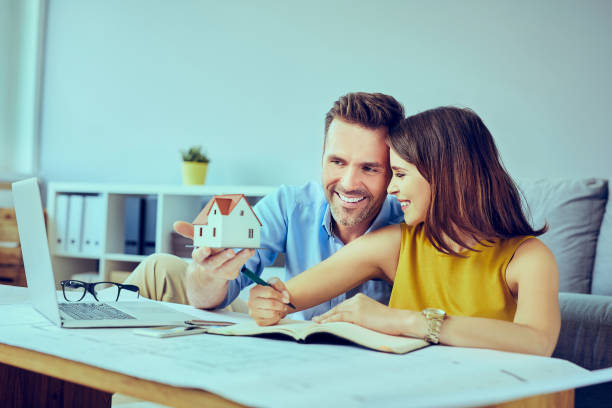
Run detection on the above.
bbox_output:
[38,0,612,186]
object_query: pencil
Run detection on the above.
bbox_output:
[241,266,296,309]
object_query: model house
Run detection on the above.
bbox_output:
[192,194,262,248]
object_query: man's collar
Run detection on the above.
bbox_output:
[322,205,335,237]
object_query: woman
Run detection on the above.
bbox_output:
[248,107,560,356]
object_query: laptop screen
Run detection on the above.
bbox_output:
[12,178,62,326]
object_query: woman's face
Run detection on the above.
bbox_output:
[387,148,431,225]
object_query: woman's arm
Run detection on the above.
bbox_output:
[247,225,402,325]
[439,238,560,355]
[315,238,561,356]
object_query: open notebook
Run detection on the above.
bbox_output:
[207,319,429,354]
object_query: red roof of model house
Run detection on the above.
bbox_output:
[192,194,262,226]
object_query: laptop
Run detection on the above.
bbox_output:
[12,177,197,328]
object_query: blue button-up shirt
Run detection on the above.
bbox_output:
[219,181,404,320]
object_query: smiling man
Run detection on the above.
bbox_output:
[125,92,405,320]
[322,117,392,244]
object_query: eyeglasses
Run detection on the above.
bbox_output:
[60,280,140,302]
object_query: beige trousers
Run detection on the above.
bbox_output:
[124,253,248,313]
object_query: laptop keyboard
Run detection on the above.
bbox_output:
[59,303,136,320]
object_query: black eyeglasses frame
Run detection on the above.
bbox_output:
[59,280,140,302]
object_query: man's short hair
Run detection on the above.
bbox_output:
[323,92,405,148]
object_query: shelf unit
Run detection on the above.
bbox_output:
[46,183,277,283]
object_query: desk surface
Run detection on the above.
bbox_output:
[0,285,606,408]
[0,342,574,408]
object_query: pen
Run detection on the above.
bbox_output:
[185,320,235,327]
[241,266,297,309]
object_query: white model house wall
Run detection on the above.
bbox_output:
[197,199,260,248]
[219,199,260,247]
[199,201,221,247]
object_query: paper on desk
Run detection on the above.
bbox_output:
[0,284,29,304]
[1,295,611,408]
[0,304,48,325]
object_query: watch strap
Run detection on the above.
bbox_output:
[422,308,446,344]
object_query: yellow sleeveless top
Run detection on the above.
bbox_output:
[389,223,533,321]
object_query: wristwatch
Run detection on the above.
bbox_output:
[422,308,447,344]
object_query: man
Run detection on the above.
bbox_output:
[125,92,405,319]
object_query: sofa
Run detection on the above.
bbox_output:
[519,178,611,406]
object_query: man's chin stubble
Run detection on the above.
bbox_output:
[331,205,372,228]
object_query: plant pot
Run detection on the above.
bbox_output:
[181,162,208,185]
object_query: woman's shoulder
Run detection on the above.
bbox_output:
[354,223,403,256]
[398,222,426,242]
[397,222,423,234]
[505,237,557,285]
[366,222,403,241]
[502,236,551,256]
[378,222,423,242]
[512,237,555,262]
[494,235,546,255]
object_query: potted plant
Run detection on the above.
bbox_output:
[181,146,210,185]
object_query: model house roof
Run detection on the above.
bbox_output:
[192,194,262,226]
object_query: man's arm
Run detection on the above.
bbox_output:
[185,246,255,309]
[172,221,255,309]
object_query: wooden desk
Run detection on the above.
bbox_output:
[0,343,238,408]
[0,342,573,408]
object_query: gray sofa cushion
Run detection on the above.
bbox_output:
[553,292,612,370]
[592,185,612,295]
[520,179,608,293]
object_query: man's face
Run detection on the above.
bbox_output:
[322,119,391,229]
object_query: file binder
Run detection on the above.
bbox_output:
[82,195,105,255]
[124,197,144,255]
[67,194,84,253]
[143,196,157,255]
[54,194,70,252]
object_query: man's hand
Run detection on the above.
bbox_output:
[185,246,256,308]
[176,220,256,308]
[248,278,292,326]
[190,246,256,280]
[178,215,256,283]
[312,293,403,335]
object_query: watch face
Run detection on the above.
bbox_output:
[423,308,446,318]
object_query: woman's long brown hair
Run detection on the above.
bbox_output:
[388,106,546,256]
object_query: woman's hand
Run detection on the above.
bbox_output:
[312,293,406,336]
[248,278,292,326]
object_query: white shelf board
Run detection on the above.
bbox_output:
[53,251,101,260]
[47,183,278,196]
